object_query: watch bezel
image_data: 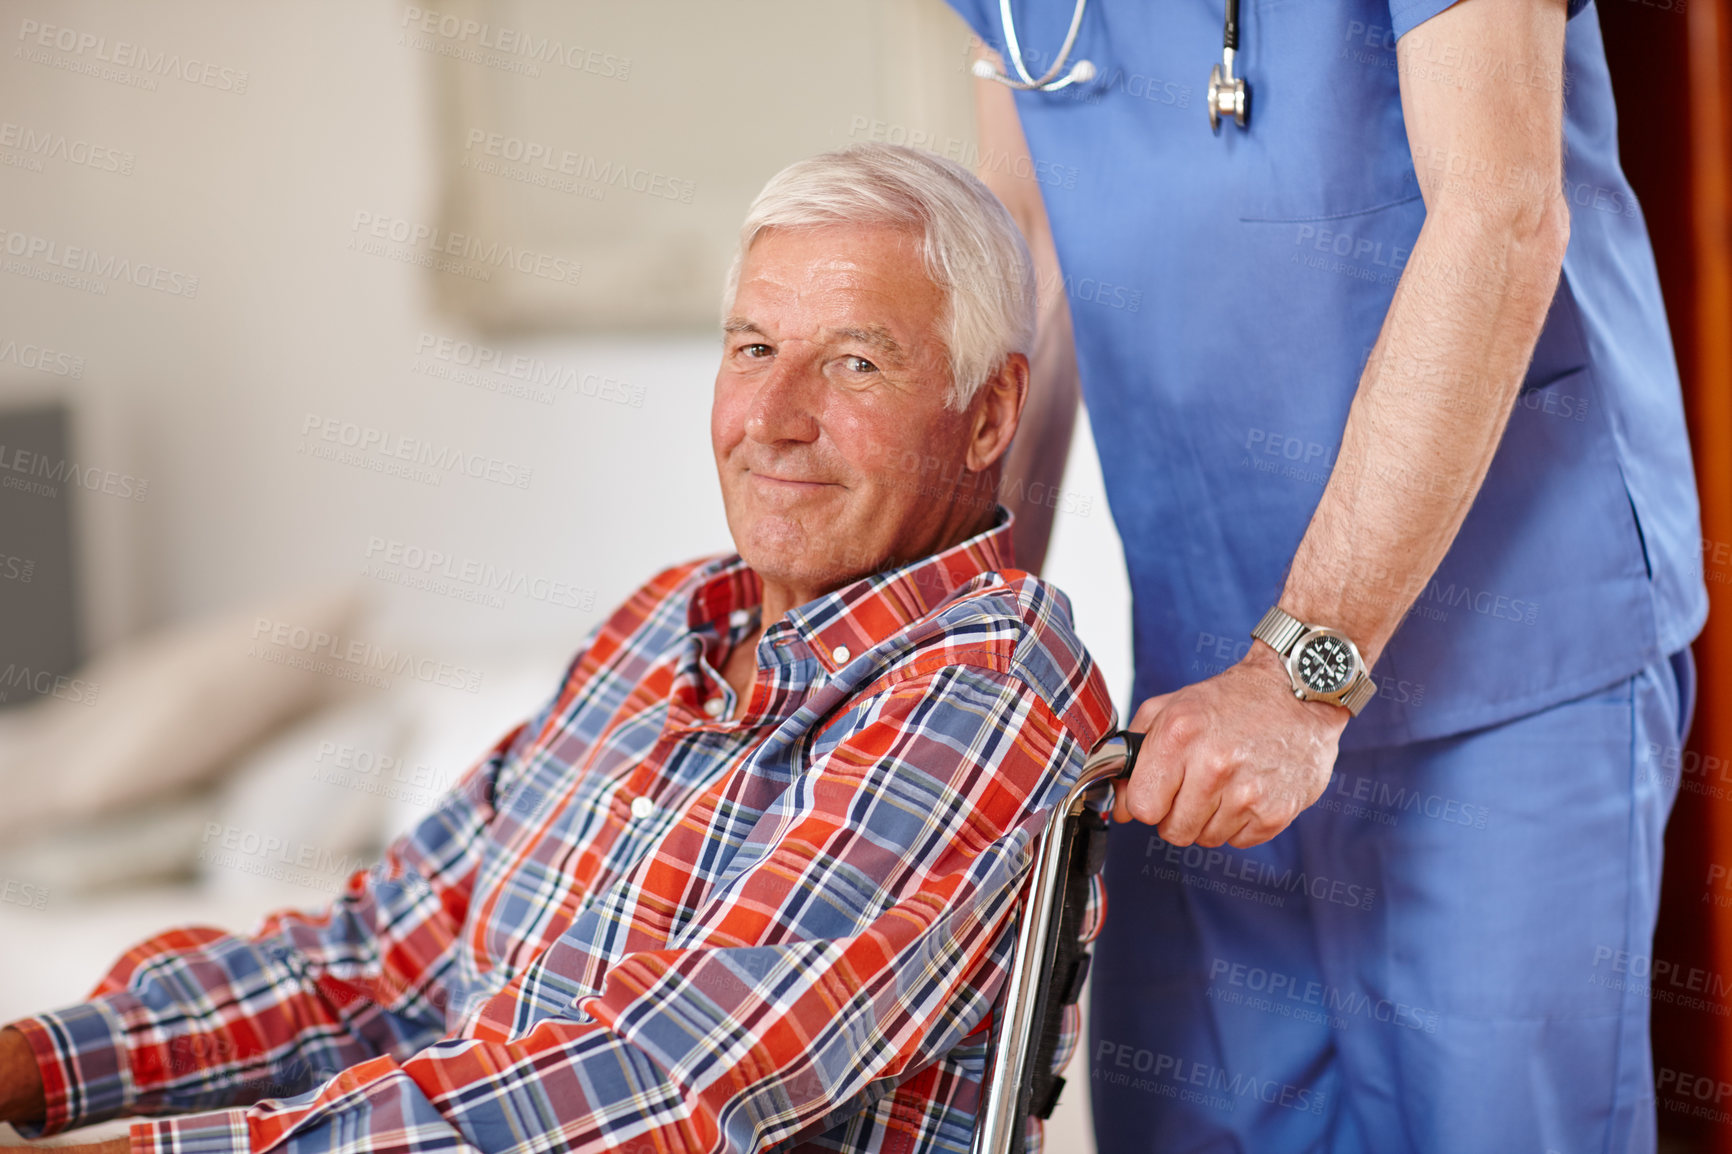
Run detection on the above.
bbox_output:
[1283,626,1367,706]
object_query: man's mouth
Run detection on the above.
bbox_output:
[749,470,838,490]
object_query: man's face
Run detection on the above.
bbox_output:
[713,223,1000,611]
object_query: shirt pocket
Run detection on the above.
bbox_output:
[1235,0,1421,222]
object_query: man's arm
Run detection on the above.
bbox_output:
[1119,0,1572,845]
[101,663,1100,1154]
[970,45,1082,576]
[0,1027,46,1125]
[0,712,545,1146]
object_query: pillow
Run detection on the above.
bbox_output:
[199,697,408,907]
[0,790,222,897]
[372,651,571,844]
[0,586,361,839]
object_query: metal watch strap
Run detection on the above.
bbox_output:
[1251,605,1377,717]
[1251,606,1306,657]
[1338,675,1377,715]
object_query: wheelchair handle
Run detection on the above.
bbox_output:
[970,728,1143,1154]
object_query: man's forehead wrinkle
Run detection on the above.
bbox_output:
[831,324,907,359]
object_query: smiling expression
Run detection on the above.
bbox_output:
[712,223,1021,617]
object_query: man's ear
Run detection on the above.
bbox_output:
[965,352,1029,472]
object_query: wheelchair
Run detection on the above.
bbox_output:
[971,728,1142,1154]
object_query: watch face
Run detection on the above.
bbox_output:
[1296,634,1354,694]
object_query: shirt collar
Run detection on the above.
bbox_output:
[687,506,1017,674]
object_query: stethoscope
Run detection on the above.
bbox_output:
[971,0,1251,132]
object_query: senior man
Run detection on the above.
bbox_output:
[0,144,1113,1154]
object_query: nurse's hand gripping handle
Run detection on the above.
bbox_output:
[970,728,1143,1154]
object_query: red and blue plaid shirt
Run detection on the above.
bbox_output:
[11,509,1113,1154]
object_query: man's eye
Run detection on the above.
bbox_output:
[844,356,879,374]
[740,343,772,358]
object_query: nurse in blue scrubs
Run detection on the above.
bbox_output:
[939,0,1708,1149]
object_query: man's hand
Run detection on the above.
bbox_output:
[1,1028,129,1153]
[1114,643,1347,848]
[9,1140,129,1154]
[0,1028,45,1129]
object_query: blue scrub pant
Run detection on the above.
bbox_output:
[1088,650,1695,1153]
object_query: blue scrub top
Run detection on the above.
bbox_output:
[944,0,1707,748]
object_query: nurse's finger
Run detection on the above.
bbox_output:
[1122,696,1191,821]
[1122,719,1188,826]
[1154,773,1222,848]
[1128,691,1175,734]
[1194,800,1247,849]
[1111,779,1135,824]
[1227,816,1277,849]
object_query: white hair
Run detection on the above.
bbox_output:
[721,143,1037,410]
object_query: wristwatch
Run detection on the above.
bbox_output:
[1251,606,1378,716]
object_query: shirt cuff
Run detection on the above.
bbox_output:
[7,1001,135,1136]
[132,1110,250,1154]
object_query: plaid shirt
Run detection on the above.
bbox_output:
[10,509,1113,1154]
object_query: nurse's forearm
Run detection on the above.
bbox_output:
[1281,206,1569,667]
[1275,0,1570,671]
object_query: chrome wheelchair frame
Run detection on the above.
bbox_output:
[971,728,1142,1154]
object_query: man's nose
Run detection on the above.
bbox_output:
[744,356,821,444]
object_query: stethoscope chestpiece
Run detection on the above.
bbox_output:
[1208,0,1250,134]
[1208,58,1250,133]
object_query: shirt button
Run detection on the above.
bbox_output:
[630,795,655,821]
[729,608,751,629]
[703,696,726,718]
[832,645,851,664]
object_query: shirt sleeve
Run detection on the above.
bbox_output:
[1390,0,1591,42]
[4,663,569,1141]
[940,0,998,46]
[126,661,1094,1154]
